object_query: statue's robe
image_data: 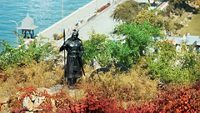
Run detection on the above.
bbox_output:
[60,37,84,80]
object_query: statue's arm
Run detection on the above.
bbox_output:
[59,41,68,52]
[79,41,84,57]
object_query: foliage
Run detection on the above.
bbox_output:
[83,33,112,66]
[194,0,200,6]
[133,10,164,28]
[163,19,176,32]
[0,61,63,98]
[9,80,200,113]
[10,86,124,113]
[9,66,158,113]
[84,23,160,67]
[167,0,198,14]
[79,68,158,105]
[115,22,160,59]
[111,0,141,22]
[0,37,56,69]
[83,33,132,67]
[146,41,200,84]
[127,82,200,112]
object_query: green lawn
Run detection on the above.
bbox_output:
[180,14,200,36]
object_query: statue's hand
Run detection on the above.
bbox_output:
[59,46,64,52]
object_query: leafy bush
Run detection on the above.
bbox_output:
[9,80,200,113]
[146,41,200,84]
[0,37,56,69]
[133,10,164,28]
[0,61,63,98]
[79,68,158,105]
[115,22,160,58]
[83,33,111,66]
[84,23,161,68]
[111,0,141,22]
[83,33,132,67]
[127,82,200,112]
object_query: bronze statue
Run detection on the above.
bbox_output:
[60,29,84,88]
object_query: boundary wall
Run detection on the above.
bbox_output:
[38,0,114,39]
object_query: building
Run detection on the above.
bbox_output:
[166,35,200,52]
[17,14,38,39]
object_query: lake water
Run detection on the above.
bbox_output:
[0,0,90,46]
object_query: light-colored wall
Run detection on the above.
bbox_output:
[38,0,111,39]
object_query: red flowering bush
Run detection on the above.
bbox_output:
[8,81,200,112]
[126,82,200,113]
[10,86,125,113]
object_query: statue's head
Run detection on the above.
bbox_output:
[72,29,79,40]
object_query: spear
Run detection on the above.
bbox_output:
[63,29,66,66]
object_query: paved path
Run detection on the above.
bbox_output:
[38,0,122,42]
[43,0,125,47]
[78,2,120,40]
[37,0,154,47]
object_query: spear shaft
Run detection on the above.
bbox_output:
[63,29,66,66]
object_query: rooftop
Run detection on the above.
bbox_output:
[167,35,200,46]
[17,14,38,30]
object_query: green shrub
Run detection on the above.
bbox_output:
[83,33,133,67]
[83,23,161,68]
[115,22,161,58]
[146,41,200,84]
[0,37,56,69]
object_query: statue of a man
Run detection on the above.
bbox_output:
[60,29,84,88]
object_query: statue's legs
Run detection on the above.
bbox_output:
[67,77,77,89]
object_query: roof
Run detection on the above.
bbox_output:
[167,36,184,45]
[17,13,38,30]
[186,36,200,45]
[166,35,200,46]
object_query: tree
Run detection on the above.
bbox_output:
[115,22,160,59]
[147,41,200,84]
[83,33,111,66]
[168,0,198,14]
[0,38,55,69]
[111,0,141,22]
[83,23,161,68]
[133,10,164,28]
[83,33,133,67]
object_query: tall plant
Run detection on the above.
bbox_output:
[0,37,56,70]
[83,33,132,67]
[147,41,200,84]
[115,22,161,59]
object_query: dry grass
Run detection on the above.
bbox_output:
[0,61,158,108]
[78,66,158,106]
[180,14,200,35]
[0,61,63,98]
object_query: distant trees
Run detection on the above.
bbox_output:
[167,0,198,15]
[111,0,141,22]
[133,10,164,28]
[112,0,164,28]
